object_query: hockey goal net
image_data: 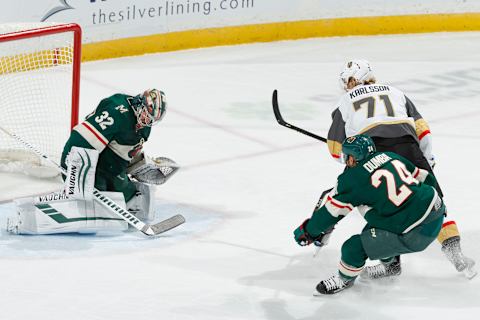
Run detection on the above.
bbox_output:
[0,23,81,179]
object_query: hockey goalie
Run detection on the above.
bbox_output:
[7,89,180,235]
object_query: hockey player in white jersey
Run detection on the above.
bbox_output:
[323,60,475,278]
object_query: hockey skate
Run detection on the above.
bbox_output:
[361,256,401,280]
[5,211,22,235]
[442,237,477,279]
[314,274,354,295]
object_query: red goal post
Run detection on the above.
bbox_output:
[0,23,82,177]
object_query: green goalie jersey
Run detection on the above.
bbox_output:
[61,94,151,176]
[307,151,439,236]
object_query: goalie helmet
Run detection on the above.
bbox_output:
[342,134,376,163]
[132,89,167,127]
[339,60,375,91]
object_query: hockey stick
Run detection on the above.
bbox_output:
[272,89,327,143]
[0,126,185,236]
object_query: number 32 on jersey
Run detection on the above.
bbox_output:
[95,111,114,130]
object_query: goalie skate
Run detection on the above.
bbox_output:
[6,214,20,235]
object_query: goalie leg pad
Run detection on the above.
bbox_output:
[65,147,99,201]
[126,182,156,223]
[8,192,128,235]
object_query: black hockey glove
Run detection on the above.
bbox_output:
[294,219,335,247]
[313,225,335,248]
[293,219,320,246]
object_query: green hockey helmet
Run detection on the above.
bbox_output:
[133,89,167,127]
[342,134,376,163]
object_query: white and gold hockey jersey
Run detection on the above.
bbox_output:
[327,84,432,161]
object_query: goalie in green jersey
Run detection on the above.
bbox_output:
[294,134,445,295]
[61,89,181,223]
[8,89,180,235]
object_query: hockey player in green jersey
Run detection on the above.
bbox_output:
[60,89,180,221]
[8,89,180,235]
[294,135,445,295]
[322,59,475,278]
[61,89,166,203]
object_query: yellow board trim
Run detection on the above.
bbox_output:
[82,13,480,61]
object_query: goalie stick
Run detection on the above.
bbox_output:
[272,89,327,143]
[0,125,185,237]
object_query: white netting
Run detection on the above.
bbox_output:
[0,23,79,177]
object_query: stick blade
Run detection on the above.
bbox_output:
[271,89,327,143]
[150,214,186,235]
[272,89,286,125]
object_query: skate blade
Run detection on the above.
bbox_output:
[463,267,478,280]
[313,290,322,296]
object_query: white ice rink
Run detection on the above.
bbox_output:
[1,32,480,319]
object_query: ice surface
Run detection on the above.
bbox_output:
[0,32,479,319]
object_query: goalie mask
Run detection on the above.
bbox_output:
[339,60,375,91]
[133,89,167,128]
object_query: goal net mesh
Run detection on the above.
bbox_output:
[0,23,79,177]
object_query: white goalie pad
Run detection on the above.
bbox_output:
[127,182,156,223]
[128,154,180,185]
[65,147,98,200]
[7,191,128,235]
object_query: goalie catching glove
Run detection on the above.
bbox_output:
[128,153,180,185]
[294,219,334,247]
